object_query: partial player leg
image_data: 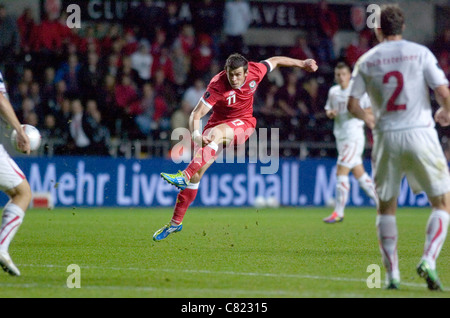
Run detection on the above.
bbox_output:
[154,149,218,242]
[324,165,349,223]
[0,179,32,276]
[352,165,379,209]
[376,197,400,289]
[161,124,234,190]
[417,193,450,290]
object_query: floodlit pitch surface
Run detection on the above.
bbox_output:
[0,207,448,298]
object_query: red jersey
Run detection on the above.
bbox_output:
[201,61,271,126]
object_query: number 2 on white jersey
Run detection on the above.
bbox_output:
[383,71,406,112]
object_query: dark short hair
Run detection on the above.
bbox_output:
[225,53,248,72]
[380,4,405,36]
[335,62,351,72]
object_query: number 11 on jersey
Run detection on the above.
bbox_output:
[227,94,236,105]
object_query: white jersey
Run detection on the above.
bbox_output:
[0,71,8,100]
[350,40,449,132]
[325,84,371,140]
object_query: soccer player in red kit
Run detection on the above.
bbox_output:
[153,53,317,241]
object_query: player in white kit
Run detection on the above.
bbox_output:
[0,71,32,276]
[348,4,450,290]
[323,62,378,223]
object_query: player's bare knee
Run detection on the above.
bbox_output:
[7,180,32,210]
[430,193,450,213]
[190,172,202,184]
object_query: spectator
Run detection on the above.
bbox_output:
[182,78,206,111]
[171,99,191,131]
[277,72,309,139]
[297,75,328,141]
[97,74,118,135]
[117,55,140,86]
[67,99,95,155]
[16,7,35,54]
[316,0,338,66]
[0,4,20,85]
[298,76,325,120]
[29,81,44,120]
[169,99,193,161]
[122,28,138,56]
[115,75,138,112]
[41,67,56,104]
[289,34,316,61]
[173,23,195,56]
[190,34,214,81]
[151,29,167,58]
[124,0,165,43]
[114,75,140,136]
[54,53,81,95]
[223,0,252,58]
[85,99,111,156]
[345,31,371,67]
[30,13,64,61]
[432,27,450,56]
[163,2,182,47]
[78,51,103,102]
[255,83,279,123]
[171,44,190,88]
[23,111,39,127]
[53,80,68,110]
[437,51,450,79]
[134,82,168,137]
[17,97,36,124]
[100,24,121,56]
[151,46,176,84]
[77,25,100,56]
[104,53,120,78]
[41,113,68,155]
[130,40,153,85]
[11,81,29,111]
[191,0,224,56]
[57,97,72,132]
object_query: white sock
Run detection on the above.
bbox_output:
[376,214,400,282]
[357,172,379,208]
[0,203,25,253]
[334,175,349,217]
[421,209,449,270]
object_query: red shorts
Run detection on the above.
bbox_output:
[202,117,256,145]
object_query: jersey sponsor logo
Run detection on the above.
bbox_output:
[204,91,211,100]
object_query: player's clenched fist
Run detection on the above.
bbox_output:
[434,107,450,127]
[303,59,318,72]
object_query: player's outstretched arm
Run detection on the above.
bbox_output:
[0,93,30,154]
[189,100,212,147]
[266,56,318,73]
[434,85,450,127]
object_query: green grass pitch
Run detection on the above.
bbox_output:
[0,206,448,298]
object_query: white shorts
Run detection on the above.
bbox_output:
[0,145,26,191]
[336,135,365,169]
[372,127,450,202]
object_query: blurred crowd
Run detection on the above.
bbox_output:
[0,0,448,158]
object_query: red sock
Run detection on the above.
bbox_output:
[171,183,199,224]
[184,142,218,180]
